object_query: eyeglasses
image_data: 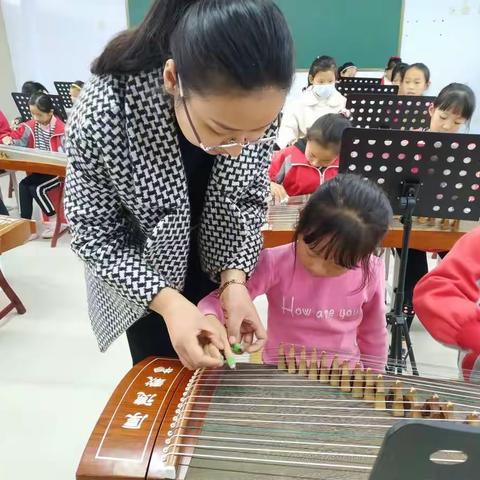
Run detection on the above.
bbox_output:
[177,75,277,153]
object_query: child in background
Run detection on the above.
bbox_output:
[391,62,409,90]
[199,174,392,369]
[277,56,347,148]
[338,62,357,78]
[270,113,351,203]
[2,92,66,239]
[401,63,430,96]
[381,56,402,85]
[414,227,480,382]
[0,110,10,138]
[401,83,476,329]
[10,81,49,131]
[69,81,84,105]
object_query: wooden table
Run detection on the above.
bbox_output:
[0,146,67,247]
[0,216,35,319]
[263,197,477,251]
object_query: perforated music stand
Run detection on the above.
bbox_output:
[337,83,398,97]
[338,76,382,86]
[339,127,480,374]
[11,92,68,123]
[54,81,74,109]
[347,94,436,130]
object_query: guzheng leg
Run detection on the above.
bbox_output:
[340,360,351,392]
[364,368,375,402]
[50,180,67,248]
[297,346,307,376]
[465,412,480,425]
[329,355,340,387]
[352,363,364,398]
[374,375,386,410]
[404,387,423,418]
[307,347,318,381]
[277,343,287,371]
[391,380,404,417]
[0,267,26,319]
[287,344,296,374]
[319,351,329,383]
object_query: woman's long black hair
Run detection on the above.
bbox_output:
[92,0,295,96]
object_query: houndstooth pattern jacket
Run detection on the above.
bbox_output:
[64,69,275,352]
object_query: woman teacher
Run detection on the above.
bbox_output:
[64,0,294,369]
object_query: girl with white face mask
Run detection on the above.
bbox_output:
[277,55,347,149]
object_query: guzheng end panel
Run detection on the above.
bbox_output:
[76,357,193,480]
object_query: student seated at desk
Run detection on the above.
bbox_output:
[400,83,476,329]
[391,62,409,91]
[277,55,347,148]
[400,62,431,96]
[381,56,402,85]
[10,81,49,131]
[338,62,357,79]
[199,175,392,370]
[0,110,10,138]
[69,80,84,105]
[2,92,66,239]
[269,113,351,203]
[414,227,480,382]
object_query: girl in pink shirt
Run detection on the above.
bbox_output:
[199,174,393,370]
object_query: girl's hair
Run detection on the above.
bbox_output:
[391,62,409,82]
[338,61,355,77]
[294,174,392,287]
[306,113,352,152]
[307,55,337,86]
[402,62,430,83]
[21,81,48,96]
[386,56,401,70]
[28,91,54,113]
[71,80,85,90]
[433,83,476,126]
[92,0,294,96]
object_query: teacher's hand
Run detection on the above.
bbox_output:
[150,288,229,370]
[220,282,266,354]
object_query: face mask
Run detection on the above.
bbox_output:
[312,84,336,99]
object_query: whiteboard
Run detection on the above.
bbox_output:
[401,0,480,133]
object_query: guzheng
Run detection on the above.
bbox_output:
[262,195,477,251]
[77,348,480,480]
[0,145,67,177]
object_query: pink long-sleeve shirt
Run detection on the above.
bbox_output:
[199,243,388,369]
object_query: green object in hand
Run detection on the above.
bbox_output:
[225,355,237,369]
[232,343,243,354]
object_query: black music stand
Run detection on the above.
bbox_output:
[339,127,480,374]
[338,76,382,86]
[337,83,398,97]
[370,420,480,480]
[54,81,74,109]
[347,94,435,130]
[11,92,68,123]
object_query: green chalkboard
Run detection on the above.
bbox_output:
[126,0,403,69]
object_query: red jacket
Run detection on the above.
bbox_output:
[414,227,480,381]
[9,117,65,152]
[269,139,339,196]
[0,110,10,138]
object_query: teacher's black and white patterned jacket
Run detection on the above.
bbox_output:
[64,68,275,352]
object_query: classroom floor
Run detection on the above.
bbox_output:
[0,176,459,480]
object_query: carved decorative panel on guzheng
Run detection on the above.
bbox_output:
[77,353,480,480]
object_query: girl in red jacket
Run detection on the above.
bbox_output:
[2,92,66,238]
[414,228,480,382]
[270,113,351,203]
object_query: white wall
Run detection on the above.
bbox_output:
[401,0,480,133]
[0,0,127,93]
[0,4,16,118]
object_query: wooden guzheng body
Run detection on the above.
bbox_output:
[263,195,477,251]
[77,349,480,479]
[0,216,35,318]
